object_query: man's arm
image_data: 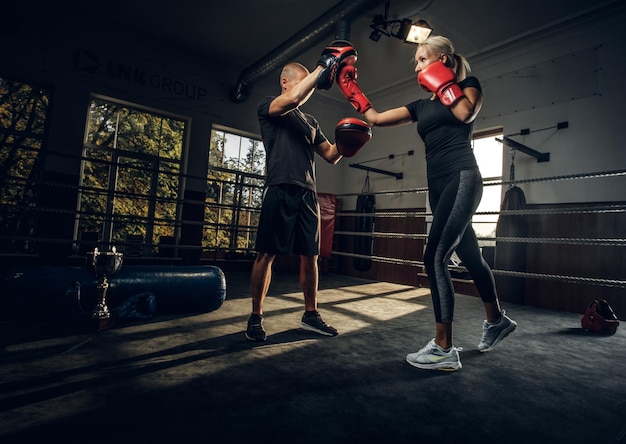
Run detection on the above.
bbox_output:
[315,140,342,165]
[268,66,323,116]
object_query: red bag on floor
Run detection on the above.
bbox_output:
[581,299,620,335]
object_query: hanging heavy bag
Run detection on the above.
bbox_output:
[581,299,620,335]
[353,174,375,272]
[495,149,527,304]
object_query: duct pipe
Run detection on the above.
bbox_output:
[229,0,385,103]
[334,19,351,41]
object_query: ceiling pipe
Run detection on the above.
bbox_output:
[229,0,385,103]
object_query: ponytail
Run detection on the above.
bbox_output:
[451,53,471,81]
[419,35,471,81]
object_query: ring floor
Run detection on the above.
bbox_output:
[1,271,624,444]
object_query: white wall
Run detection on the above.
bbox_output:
[326,2,626,210]
[472,5,626,205]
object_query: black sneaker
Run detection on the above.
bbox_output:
[245,314,267,342]
[300,311,338,337]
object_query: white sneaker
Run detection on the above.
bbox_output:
[406,339,462,371]
[477,310,517,352]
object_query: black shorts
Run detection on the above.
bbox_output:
[255,184,320,256]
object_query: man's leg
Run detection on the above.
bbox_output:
[299,255,338,336]
[246,252,275,342]
[300,254,318,312]
[251,252,275,315]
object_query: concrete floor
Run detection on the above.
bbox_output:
[1,271,625,443]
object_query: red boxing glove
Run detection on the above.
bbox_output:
[336,65,371,114]
[335,117,372,157]
[417,61,465,106]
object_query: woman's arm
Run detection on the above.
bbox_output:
[363,106,413,128]
[336,65,414,128]
[450,86,482,123]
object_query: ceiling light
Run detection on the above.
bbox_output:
[403,20,433,44]
[369,14,432,44]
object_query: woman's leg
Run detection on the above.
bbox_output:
[455,226,502,323]
[423,171,481,337]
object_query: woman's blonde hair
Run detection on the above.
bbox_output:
[418,35,471,81]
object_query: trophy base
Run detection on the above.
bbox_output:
[93,316,116,332]
[92,303,111,320]
[92,306,114,331]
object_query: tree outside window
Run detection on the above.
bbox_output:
[0,76,49,253]
[78,98,186,255]
[205,126,265,256]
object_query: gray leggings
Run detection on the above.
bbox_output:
[424,169,497,323]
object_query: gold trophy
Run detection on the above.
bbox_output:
[86,247,123,330]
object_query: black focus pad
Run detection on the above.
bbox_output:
[316,40,358,90]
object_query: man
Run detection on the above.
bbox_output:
[246,43,366,342]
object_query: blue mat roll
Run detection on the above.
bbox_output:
[1,265,227,320]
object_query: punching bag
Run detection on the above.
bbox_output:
[353,174,375,271]
[318,193,337,259]
[495,185,527,304]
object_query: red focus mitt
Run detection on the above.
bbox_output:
[335,117,372,157]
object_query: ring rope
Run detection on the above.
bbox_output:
[336,169,626,197]
[333,230,626,247]
[335,203,626,219]
[330,251,626,289]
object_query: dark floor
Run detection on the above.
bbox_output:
[1,271,625,444]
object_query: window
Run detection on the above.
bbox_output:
[76,97,187,255]
[0,76,50,253]
[472,129,504,247]
[205,126,265,255]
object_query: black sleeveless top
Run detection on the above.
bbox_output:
[405,76,481,179]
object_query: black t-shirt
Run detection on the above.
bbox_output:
[405,76,481,179]
[257,96,327,191]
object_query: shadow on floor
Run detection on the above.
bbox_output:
[1,272,625,444]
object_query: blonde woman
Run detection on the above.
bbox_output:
[336,36,517,370]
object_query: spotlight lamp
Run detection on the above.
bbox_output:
[369,14,432,44]
[404,19,433,44]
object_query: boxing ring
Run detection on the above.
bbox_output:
[0,159,623,325]
[325,168,626,318]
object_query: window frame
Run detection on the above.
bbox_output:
[75,94,189,255]
[205,124,265,257]
[471,127,505,248]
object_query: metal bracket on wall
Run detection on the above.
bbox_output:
[348,150,413,179]
[496,136,550,163]
[498,120,569,162]
[349,163,403,179]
